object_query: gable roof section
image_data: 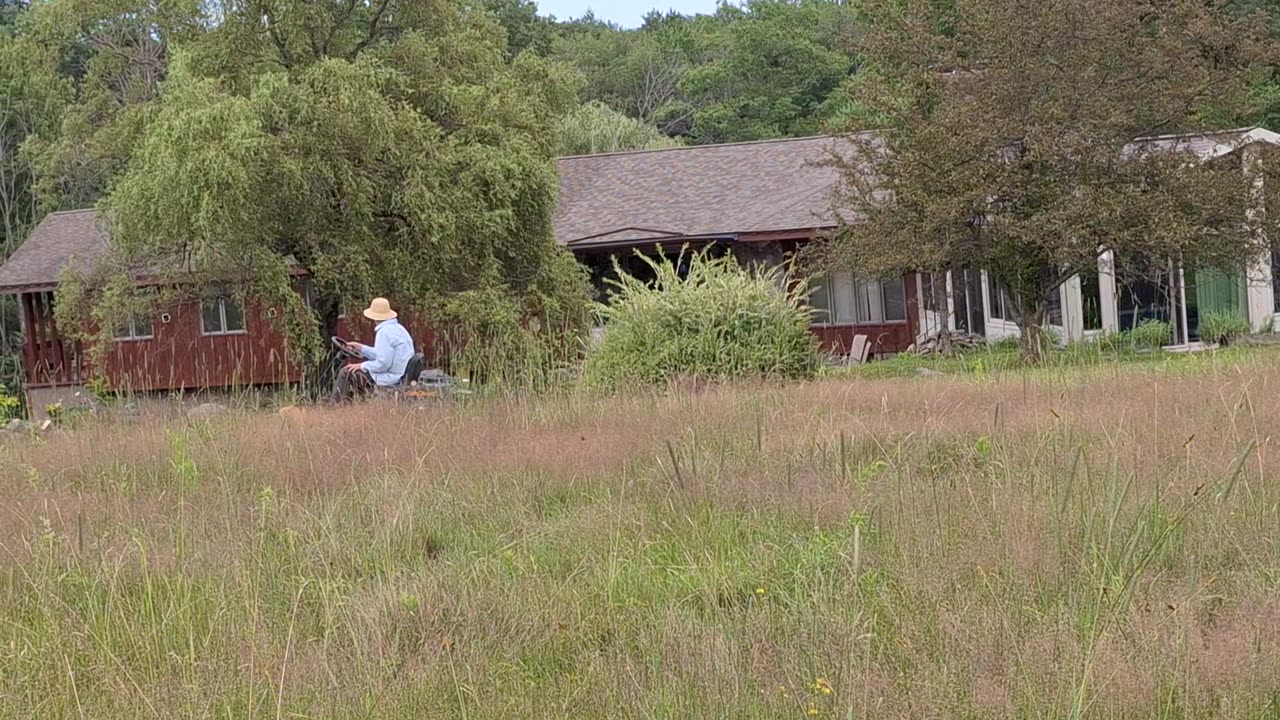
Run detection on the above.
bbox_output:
[554,135,859,248]
[0,209,108,292]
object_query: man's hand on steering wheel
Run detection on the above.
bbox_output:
[331,336,364,359]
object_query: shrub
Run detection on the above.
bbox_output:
[1130,319,1172,349]
[989,336,1022,352]
[583,251,820,390]
[1089,329,1128,353]
[1198,311,1251,346]
[0,384,19,420]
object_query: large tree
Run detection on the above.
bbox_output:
[556,100,680,156]
[48,0,589,378]
[823,0,1278,358]
[679,0,856,143]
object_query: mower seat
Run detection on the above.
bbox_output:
[401,352,426,387]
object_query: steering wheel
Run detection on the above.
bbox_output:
[331,335,363,359]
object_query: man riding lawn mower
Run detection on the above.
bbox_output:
[329,298,466,404]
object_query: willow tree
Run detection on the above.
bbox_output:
[822,0,1277,358]
[54,0,590,379]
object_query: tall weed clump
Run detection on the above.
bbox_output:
[1198,310,1251,346]
[584,252,819,390]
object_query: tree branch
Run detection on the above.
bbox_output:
[350,0,393,58]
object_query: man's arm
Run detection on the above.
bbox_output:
[361,331,393,373]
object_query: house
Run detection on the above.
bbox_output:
[3,127,1278,412]
[0,210,437,412]
[559,127,1280,349]
[555,135,919,357]
[0,209,318,411]
[917,127,1280,346]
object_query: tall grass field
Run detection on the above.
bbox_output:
[2,355,1280,718]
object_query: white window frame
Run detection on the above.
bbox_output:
[112,313,154,342]
[201,297,247,336]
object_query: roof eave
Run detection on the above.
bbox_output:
[566,233,739,252]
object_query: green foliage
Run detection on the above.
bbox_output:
[583,251,819,390]
[32,0,590,371]
[989,335,1022,352]
[551,0,856,143]
[556,100,681,156]
[1130,320,1173,349]
[0,381,19,419]
[826,0,1275,360]
[1198,310,1252,345]
[433,250,591,391]
[677,0,855,143]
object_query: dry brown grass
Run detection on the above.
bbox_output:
[2,358,1279,718]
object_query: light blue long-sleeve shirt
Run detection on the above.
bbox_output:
[359,318,415,386]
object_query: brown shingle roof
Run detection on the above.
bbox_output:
[5,129,1276,292]
[0,209,108,292]
[554,135,860,247]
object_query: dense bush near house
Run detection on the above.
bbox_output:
[583,252,819,390]
[1129,319,1173,349]
[0,384,19,420]
[1198,311,1251,346]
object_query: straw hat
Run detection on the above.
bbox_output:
[362,297,398,322]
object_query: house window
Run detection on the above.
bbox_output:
[1272,248,1280,313]
[921,272,949,313]
[876,276,908,322]
[112,313,154,341]
[1081,269,1103,331]
[809,271,856,324]
[809,272,907,324]
[987,274,1011,320]
[201,297,246,335]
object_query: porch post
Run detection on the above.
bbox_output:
[1243,145,1274,331]
[1098,251,1119,333]
[1061,275,1084,342]
[19,293,37,385]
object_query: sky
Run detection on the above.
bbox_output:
[537,0,723,27]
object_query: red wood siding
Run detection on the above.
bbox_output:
[102,299,300,392]
[811,322,913,355]
[93,301,443,393]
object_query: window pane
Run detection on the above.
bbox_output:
[832,272,856,323]
[988,275,1004,320]
[201,301,223,334]
[882,276,906,321]
[1272,249,1280,313]
[222,298,246,332]
[112,318,131,340]
[808,278,832,324]
[856,278,884,322]
[1081,269,1103,331]
[135,314,154,338]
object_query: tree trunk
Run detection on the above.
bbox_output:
[933,273,953,354]
[301,296,342,400]
[1011,299,1051,362]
